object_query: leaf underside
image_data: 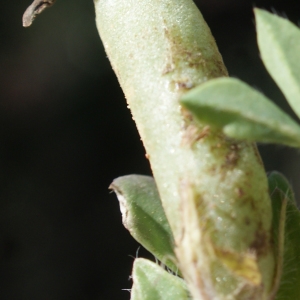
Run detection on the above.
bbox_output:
[181,77,300,148]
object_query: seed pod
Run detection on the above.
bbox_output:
[94,1,275,298]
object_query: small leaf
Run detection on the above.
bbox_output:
[268,171,296,205]
[180,77,300,147]
[255,9,300,120]
[109,175,178,273]
[130,258,190,300]
[268,172,300,300]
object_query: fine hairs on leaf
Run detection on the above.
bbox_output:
[268,172,300,300]
[130,259,190,300]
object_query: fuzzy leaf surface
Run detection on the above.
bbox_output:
[268,172,300,300]
[181,77,300,147]
[109,175,177,273]
[131,258,190,300]
[255,9,300,119]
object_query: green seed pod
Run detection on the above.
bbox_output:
[94,1,275,298]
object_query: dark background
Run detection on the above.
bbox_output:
[0,0,299,299]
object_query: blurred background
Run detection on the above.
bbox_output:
[0,0,299,299]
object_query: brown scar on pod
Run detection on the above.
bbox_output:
[23,0,56,27]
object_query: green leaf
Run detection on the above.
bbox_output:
[180,77,300,147]
[130,258,190,300]
[268,172,300,300]
[109,175,178,273]
[268,171,296,205]
[255,9,300,120]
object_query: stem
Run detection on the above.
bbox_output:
[23,0,56,27]
[94,0,275,298]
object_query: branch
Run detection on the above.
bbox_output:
[23,0,56,27]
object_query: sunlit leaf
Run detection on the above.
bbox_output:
[131,258,190,300]
[181,77,300,147]
[255,9,300,119]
